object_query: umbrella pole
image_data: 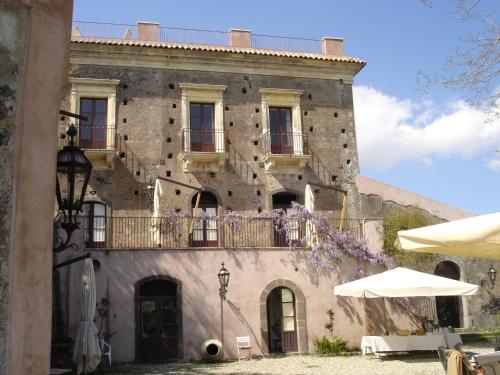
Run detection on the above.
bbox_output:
[339,193,347,232]
[382,298,389,335]
[189,192,201,235]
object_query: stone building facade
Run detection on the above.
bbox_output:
[57,22,499,363]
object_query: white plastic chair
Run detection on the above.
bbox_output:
[100,339,112,366]
[236,336,252,361]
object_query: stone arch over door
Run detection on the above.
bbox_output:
[135,275,183,361]
[259,279,308,353]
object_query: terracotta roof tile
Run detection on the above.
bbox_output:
[71,36,365,66]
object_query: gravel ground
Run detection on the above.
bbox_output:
[98,343,494,375]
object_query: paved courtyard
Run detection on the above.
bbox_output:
[97,343,493,375]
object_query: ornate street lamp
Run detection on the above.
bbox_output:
[218,262,230,299]
[488,264,497,287]
[218,262,230,350]
[54,124,92,252]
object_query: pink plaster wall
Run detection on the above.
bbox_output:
[5,1,73,374]
[67,249,415,362]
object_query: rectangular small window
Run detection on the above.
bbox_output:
[189,103,215,152]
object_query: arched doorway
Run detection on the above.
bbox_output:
[136,276,182,362]
[434,261,461,327]
[191,191,218,247]
[259,279,307,354]
[267,287,298,352]
[272,192,299,247]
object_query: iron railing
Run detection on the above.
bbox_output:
[80,216,364,250]
[58,124,116,150]
[182,129,228,153]
[261,131,308,156]
[160,26,228,46]
[116,133,149,184]
[252,33,321,53]
[72,21,323,53]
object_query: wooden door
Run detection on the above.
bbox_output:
[269,107,293,154]
[190,103,215,152]
[138,295,178,362]
[280,288,298,352]
[79,98,107,149]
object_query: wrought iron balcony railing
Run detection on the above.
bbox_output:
[182,128,228,153]
[79,215,364,250]
[59,124,116,150]
[261,131,308,156]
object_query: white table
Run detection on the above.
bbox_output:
[361,333,462,355]
[472,352,500,375]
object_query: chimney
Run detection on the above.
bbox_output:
[229,29,252,48]
[137,21,159,41]
[322,37,344,56]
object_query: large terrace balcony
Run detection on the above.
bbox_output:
[80,215,365,250]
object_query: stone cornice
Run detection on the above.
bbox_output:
[70,44,359,82]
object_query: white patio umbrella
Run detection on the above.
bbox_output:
[333,267,478,334]
[334,267,478,298]
[398,212,500,260]
[73,258,101,374]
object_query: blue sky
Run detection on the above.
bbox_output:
[73,0,499,214]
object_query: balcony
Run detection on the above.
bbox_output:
[181,128,229,172]
[80,215,364,250]
[261,131,309,174]
[59,124,116,169]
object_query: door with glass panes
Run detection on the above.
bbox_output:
[191,192,218,247]
[269,107,293,154]
[82,202,106,248]
[267,287,298,353]
[189,103,215,152]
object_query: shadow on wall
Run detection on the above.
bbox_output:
[226,299,264,355]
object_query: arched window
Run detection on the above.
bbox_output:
[191,192,218,247]
[82,201,107,248]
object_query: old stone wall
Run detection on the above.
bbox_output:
[359,191,500,329]
[63,57,361,218]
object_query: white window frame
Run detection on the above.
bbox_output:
[69,77,120,150]
[179,83,226,153]
[259,88,304,155]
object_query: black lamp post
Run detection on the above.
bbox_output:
[488,264,497,287]
[218,262,230,348]
[54,124,92,252]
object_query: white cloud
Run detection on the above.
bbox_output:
[487,159,500,172]
[353,86,500,169]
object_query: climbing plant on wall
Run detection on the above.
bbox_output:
[383,206,441,265]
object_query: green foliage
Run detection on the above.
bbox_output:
[314,309,351,354]
[313,336,349,355]
[383,206,440,265]
[324,309,335,338]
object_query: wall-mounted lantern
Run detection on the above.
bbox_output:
[488,264,497,288]
[54,124,92,252]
